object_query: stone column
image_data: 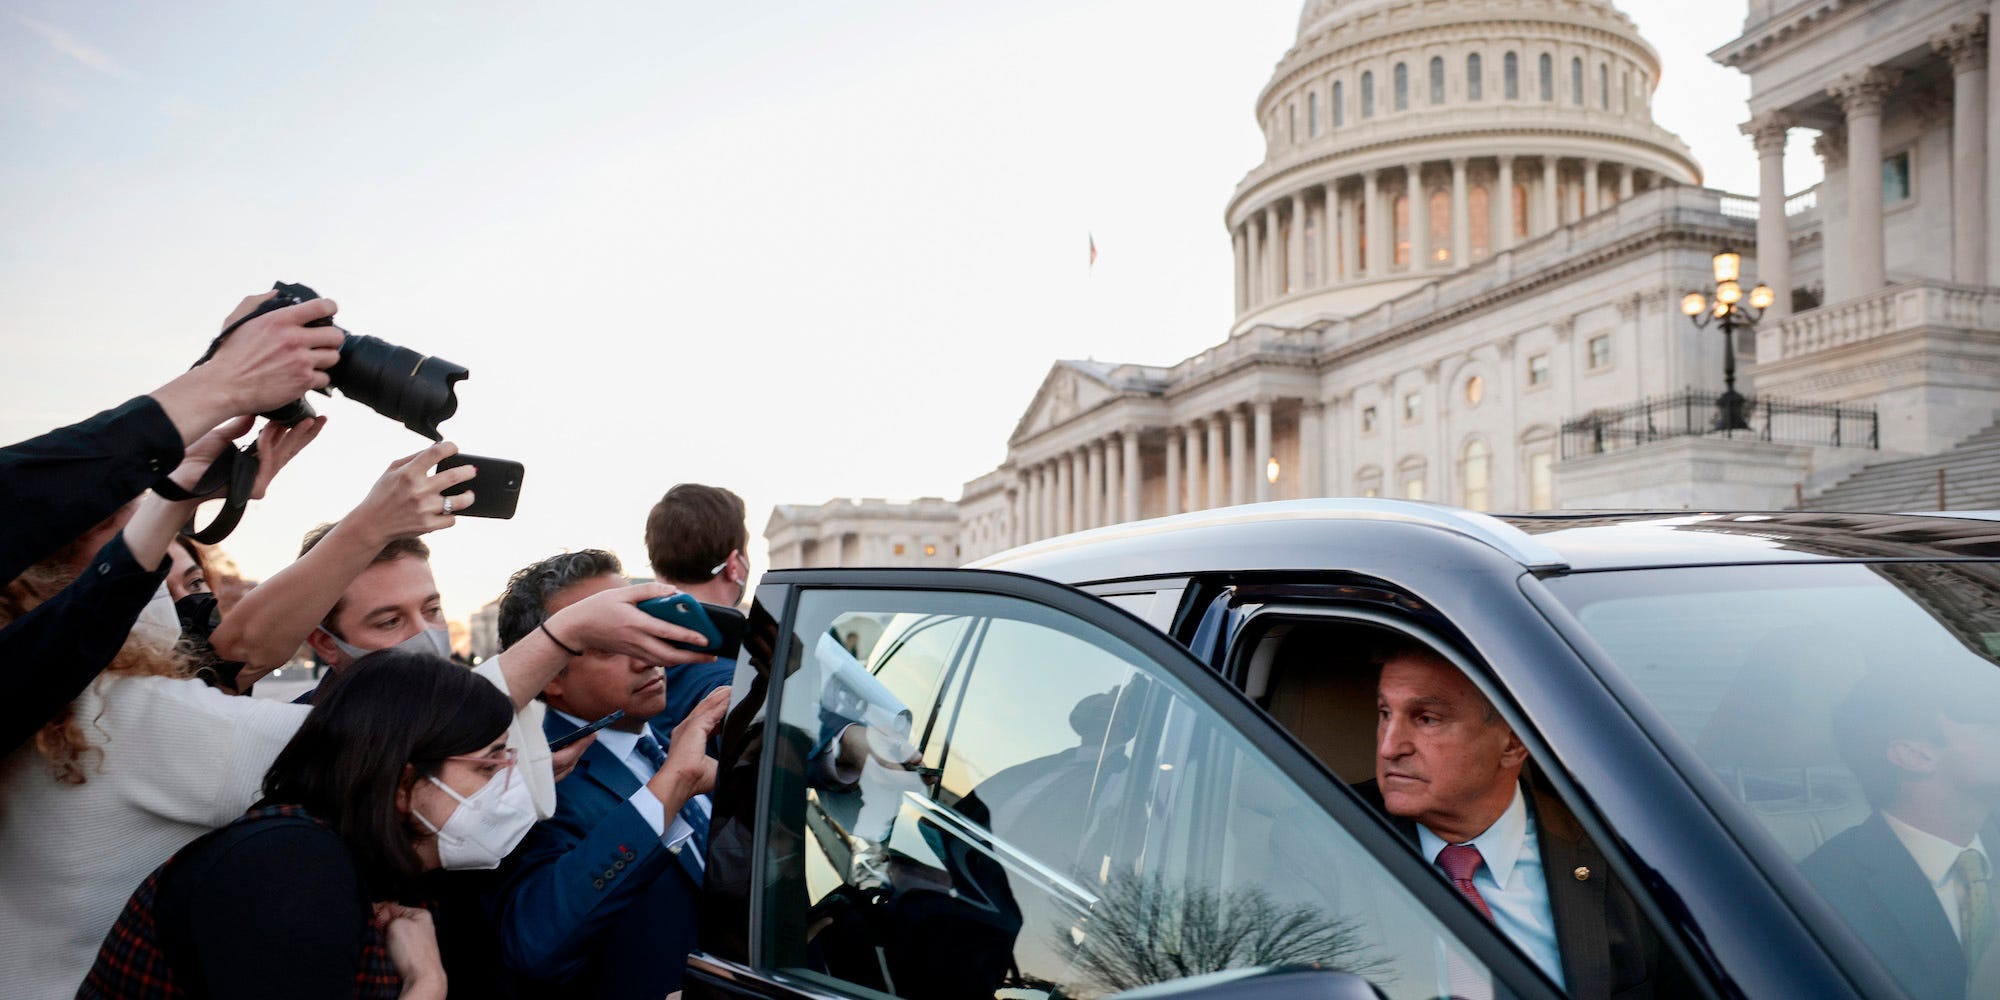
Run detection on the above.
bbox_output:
[1096,440,1112,528]
[1038,465,1053,540]
[1583,158,1600,216]
[1832,68,1899,296]
[1363,170,1382,276]
[1299,402,1323,497]
[1232,226,1248,314]
[1617,163,1635,202]
[1052,455,1070,536]
[1252,399,1274,502]
[1340,182,1360,280]
[1321,183,1338,284]
[1121,431,1141,522]
[1206,417,1226,508]
[1288,192,1307,293]
[1937,20,1990,284]
[1542,157,1559,232]
[1265,204,1284,299]
[1166,427,1184,515]
[1497,156,1516,249]
[1228,407,1249,504]
[1022,470,1037,542]
[1450,158,1470,266]
[1745,113,1793,319]
[1408,162,1429,269]
[1187,422,1206,511]
[1247,218,1264,307]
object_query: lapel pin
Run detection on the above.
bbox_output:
[1573,866,1592,881]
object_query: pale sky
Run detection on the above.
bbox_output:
[0,1,1814,620]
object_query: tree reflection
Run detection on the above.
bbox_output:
[1059,873,1391,996]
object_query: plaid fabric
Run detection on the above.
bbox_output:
[76,805,403,999]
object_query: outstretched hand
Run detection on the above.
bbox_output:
[545,582,719,669]
[348,440,476,545]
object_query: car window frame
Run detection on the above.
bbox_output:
[726,566,1566,1000]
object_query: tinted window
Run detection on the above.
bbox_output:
[762,588,1509,999]
[1544,560,2000,1000]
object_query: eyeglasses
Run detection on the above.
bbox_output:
[441,746,519,792]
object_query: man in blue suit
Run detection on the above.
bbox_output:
[490,549,730,998]
[643,483,749,740]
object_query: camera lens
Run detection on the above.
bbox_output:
[326,334,469,441]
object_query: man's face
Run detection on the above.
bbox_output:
[319,556,445,667]
[1376,652,1527,840]
[541,573,665,725]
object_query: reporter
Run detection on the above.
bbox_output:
[0,291,341,582]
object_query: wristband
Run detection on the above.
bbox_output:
[540,621,583,658]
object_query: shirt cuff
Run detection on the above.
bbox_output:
[626,786,667,838]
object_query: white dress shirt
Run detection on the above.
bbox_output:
[1418,784,1567,990]
[552,710,701,853]
[1884,811,1989,942]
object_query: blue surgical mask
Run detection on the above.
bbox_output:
[318,624,454,664]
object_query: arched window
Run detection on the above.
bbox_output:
[1512,184,1530,238]
[1429,56,1445,105]
[1393,195,1410,266]
[1468,185,1491,259]
[1599,63,1609,109]
[1528,449,1554,509]
[1462,439,1491,511]
[1539,53,1554,101]
[1429,189,1450,264]
[1571,57,1584,105]
[1467,53,1483,101]
[1308,90,1319,137]
[1361,71,1375,118]
[1333,80,1345,127]
[1504,52,1519,99]
[1394,63,1409,111]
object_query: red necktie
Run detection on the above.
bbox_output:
[1437,843,1494,921]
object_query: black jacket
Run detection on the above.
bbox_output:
[0,396,182,751]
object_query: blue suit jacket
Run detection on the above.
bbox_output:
[492,713,704,998]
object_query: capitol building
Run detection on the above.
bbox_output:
[768,0,2000,570]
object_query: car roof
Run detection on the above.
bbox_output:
[968,500,2000,583]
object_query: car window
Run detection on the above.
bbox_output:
[1544,562,2000,1000]
[761,587,1510,1000]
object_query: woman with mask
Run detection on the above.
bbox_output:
[77,650,650,999]
[0,428,716,996]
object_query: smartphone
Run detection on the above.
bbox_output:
[435,454,525,519]
[549,709,625,751]
[638,593,748,659]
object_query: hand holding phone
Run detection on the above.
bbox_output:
[549,710,626,751]
[434,453,525,519]
[638,593,747,659]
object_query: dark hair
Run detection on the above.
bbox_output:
[645,484,747,584]
[497,549,624,651]
[1833,669,1958,809]
[299,523,432,636]
[258,650,511,891]
[171,535,208,580]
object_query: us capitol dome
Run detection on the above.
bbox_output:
[1229,0,1701,331]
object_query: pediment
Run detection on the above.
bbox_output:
[1010,362,1121,444]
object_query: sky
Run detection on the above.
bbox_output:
[0,1,1817,621]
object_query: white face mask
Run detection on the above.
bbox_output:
[413,767,536,870]
[130,582,182,652]
[319,625,454,665]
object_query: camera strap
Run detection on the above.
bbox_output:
[149,442,262,545]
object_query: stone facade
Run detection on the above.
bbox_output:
[764,498,960,571]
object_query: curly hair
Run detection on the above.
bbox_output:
[0,519,189,784]
[496,549,624,651]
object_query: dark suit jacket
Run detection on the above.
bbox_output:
[492,715,703,998]
[1357,779,1667,1000]
[1800,812,1999,1000]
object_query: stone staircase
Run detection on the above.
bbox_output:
[1808,421,2000,512]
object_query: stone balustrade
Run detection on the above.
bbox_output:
[1774,280,2000,361]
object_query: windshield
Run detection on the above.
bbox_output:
[1542,562,2000,1000]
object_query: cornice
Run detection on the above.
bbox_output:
[1711,0,1868,70]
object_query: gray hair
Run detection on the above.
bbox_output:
[497,549,624,651]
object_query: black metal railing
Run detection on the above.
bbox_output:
[1560,389,1878,460]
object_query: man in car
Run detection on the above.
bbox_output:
[1802,666,2000,1000]
[490,548,730,999]
[643,483,747,731]
[1367,637,1670,998]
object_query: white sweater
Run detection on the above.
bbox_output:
[0,660,550,998]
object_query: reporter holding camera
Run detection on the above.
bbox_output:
[0,292,339,752]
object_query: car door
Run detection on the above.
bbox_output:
[687,568,1564,1000]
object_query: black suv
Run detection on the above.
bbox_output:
[685,500,2000,1000]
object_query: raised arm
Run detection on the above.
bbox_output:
[488,582,714,710]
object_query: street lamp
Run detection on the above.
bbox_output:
[1680,249,1774,431]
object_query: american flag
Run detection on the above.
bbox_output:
[1089,233,1097,269]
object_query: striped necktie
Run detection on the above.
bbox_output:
[636,733,707,885]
